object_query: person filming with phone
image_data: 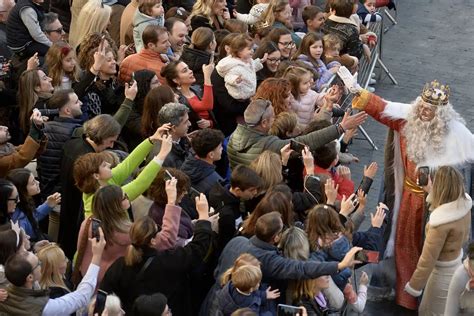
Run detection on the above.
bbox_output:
[405,166,472,315]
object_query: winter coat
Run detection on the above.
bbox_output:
[37,116,83,198]
[295,55,336,92]
[216,56,263,100]
[0,136,47,178]
[357,5,382,27]
[119,0,138,45]
[0,285,49,315]
[180,155,224,196]
[216,282,272,316]
[180,46,212,87]
[133,9,164,52]
[148,202,194,247]
[147,137,191,169]
[119,48,167,84]
[445,260,474,315]
[190,15,224,33]
[211,70,249,137]
[209,183,242,252]
[406,193,472,295]
[10,203,52,241]
[290,89,325,129]
[289,0,310,30]
[227,124,340,168]
[100,220,213,316]
[322,16,363,59]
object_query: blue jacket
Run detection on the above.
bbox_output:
[216,282,273,316]
[180,155,226,197]
[295,54,336,92]
[11,203,52,241]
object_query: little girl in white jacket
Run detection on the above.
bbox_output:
[216,34,267,100]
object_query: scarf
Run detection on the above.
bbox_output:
[315,292,327,309]
[0,142,16,157]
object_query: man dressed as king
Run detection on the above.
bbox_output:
[338,67,474,310]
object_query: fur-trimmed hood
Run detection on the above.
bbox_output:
[427,193,472,227]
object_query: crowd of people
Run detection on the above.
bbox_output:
[0,0,472,315]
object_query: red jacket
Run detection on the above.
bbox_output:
[314,165,355,201]
[119,49,167,84]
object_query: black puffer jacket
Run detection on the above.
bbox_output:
[37,116,83,198]
[180,46,212,87]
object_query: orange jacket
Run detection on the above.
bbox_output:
[119,49,167,85]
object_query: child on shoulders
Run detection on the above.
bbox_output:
[133,0,165,52]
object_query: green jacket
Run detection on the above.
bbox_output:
[227,124,340,168]
[0,285,49,316]
[82,138,161,217]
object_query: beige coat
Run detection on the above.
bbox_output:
[406,193,472,293]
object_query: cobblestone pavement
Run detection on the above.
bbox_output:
[347,0,474,314]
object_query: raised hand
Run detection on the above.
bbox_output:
[150,123,172,142]
[340,111,368,131]
[363,162,378,179]
[302,146,314,175]
[91,37,107,74]
[371,204,387,228]
[324,178,338,205]
[46,192,61,207]
[165,176,177,205]
[338,246,363,270]
[337,165,351,180]
[340,193,356,217]
[156,134,173,161]
[124,80,138,101]
[266,286,281,299]
[195,193,209,220]
[356,189,367,212]
[27,52,39,71]
[280,143,292,166]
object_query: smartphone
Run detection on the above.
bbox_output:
[129,72,135,86]
[418,166,430,186]
[164,169,173,181]
[93,289,108,316]
[189,186,201,199]
[355,249,380,263]
[278,304,303,316]
[91,218,101,242]
[290,140,305,153]
[350,194,359,208]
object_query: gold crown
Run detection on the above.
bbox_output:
[421,80,450,106]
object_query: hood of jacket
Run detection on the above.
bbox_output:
[216,282,261,315]
[180,155,217,184]
[181,46,212,70]
[133,10,160,27]
[216,56,248,76]
[427,193,472,227]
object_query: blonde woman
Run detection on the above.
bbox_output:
[259,0,301,47]
[190,0,229,32]
[69,0,112,50]
[405,166,472,315]
[36,243,72,299]
[249,150,284,193]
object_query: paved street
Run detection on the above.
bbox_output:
[347,0,474,314]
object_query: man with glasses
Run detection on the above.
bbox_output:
[227,98,368,168]
[0,229,106,315]
[0,110,47,178]
[41,12,64,44]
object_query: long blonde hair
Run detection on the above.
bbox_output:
[429,166,466,210]
[259,0,290,29]
[18,70,41,134]
[70,0,112,49]
[250,151,283,192]
[190,0,220,26]
[37,243,69,291]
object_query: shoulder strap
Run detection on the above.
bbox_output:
[137,256,154,280]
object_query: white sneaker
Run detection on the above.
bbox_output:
[371,72,376,78]
[369,78,377,85]
[367,86,375,93]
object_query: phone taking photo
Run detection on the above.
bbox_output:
[418,166,430,186]
[278,304,303,316]
[91,218,101,242]
[355,249,380,263]
[290,140,305,153]
[93,289,108,316]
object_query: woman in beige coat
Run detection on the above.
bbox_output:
[405,166,472,315]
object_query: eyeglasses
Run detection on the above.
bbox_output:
[267,57,282,64]
[8,195,19,204]
[45,27,63,34]
[278,41,295,49]
[122,193,129,201]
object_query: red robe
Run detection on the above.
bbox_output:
[353,90,425,310]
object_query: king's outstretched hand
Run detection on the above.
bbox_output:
[337,66,362,94]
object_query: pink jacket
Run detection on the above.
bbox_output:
[77,204,182,284]
[290,89,325,129]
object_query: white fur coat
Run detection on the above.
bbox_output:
[216,56,263,100]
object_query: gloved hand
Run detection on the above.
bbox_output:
[337,67,362,94]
